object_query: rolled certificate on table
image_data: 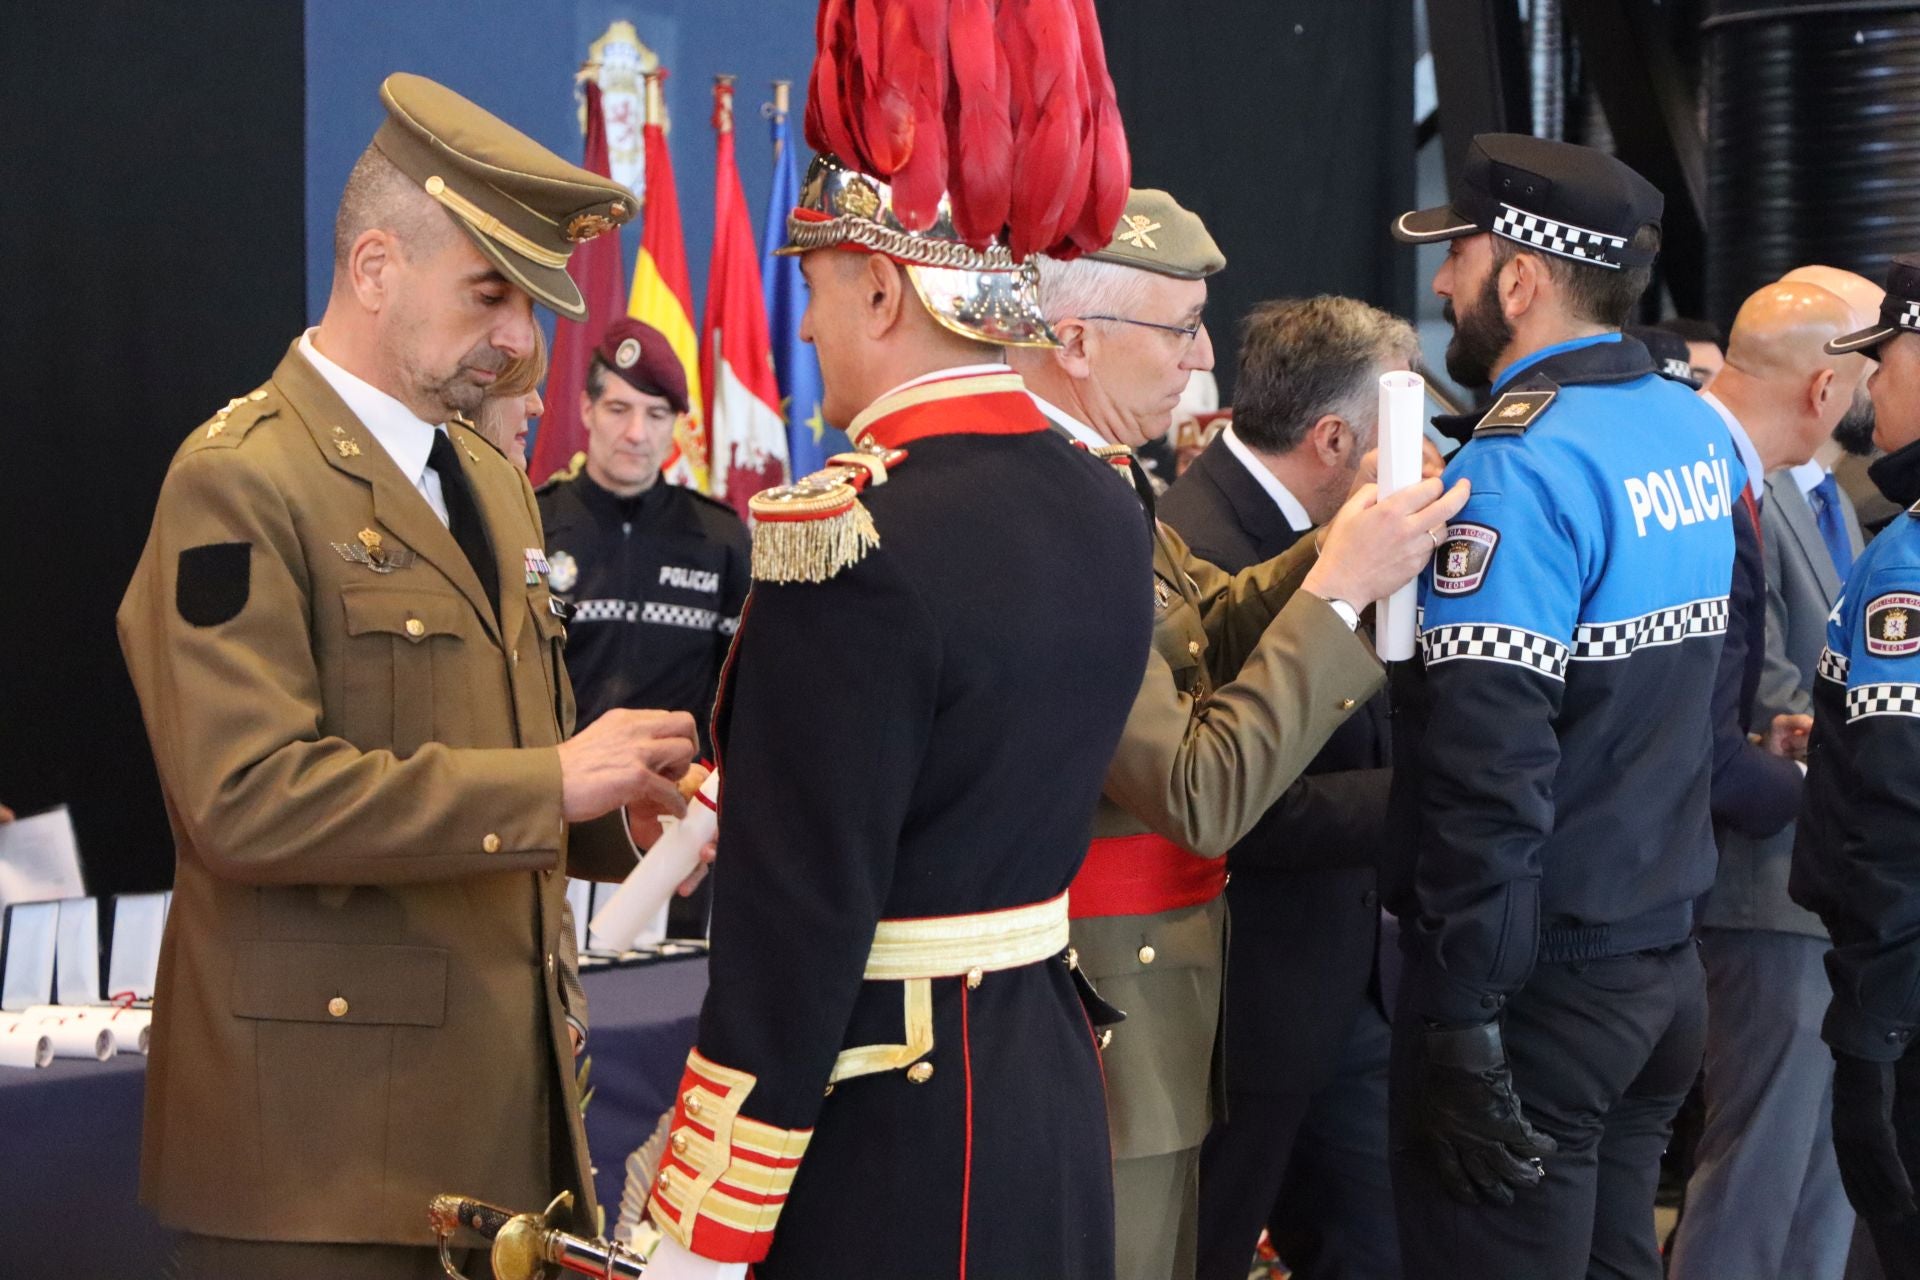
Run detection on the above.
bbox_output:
[590,770,720,953]
[23,1004,147,1055]
[1376,370,1429,662]
[0,1020,53,1069]
[17,1008,114,1061]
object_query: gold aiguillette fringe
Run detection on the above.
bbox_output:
[749,500,880,584]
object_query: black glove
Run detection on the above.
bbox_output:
[1416,1020,1557,1206]
[1833,1051,1919,1222]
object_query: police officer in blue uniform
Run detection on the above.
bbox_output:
[1794,255,1920,1280]
[1387,135,1741,1278]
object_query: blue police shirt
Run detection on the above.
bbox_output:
[1399,333,1743,1026]
[1794,437,1920,1060]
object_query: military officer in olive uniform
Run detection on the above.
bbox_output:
[538,317,750,758]
[118,74,698,1280]
[1008,190,1471,1279]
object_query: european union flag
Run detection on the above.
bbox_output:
[761,100,844,476]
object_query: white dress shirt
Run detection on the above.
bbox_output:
[1789,457,1829,497]
[1220,425,1314,533]
[299,329,451,527]
[1700,389,1765,503]
[1028,391,1107,448]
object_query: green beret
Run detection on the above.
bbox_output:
[1084,188,1225,280]
[374,73,637,321]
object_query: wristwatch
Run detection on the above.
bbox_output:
[1326,599,1361,631]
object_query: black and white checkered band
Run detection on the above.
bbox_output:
[1903,300,1920,334]
[1421,623,1569,681]
[1818,646,1852,685]
[1571,597,1729,661]
[1490,203,1629,270]
[641,601,727,632]
[571,598,638,624]
[1847,682,1920,721]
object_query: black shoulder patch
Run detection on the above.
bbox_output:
[1474,388,1557,437]
[176,542,251,626]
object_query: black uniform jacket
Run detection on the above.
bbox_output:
[537,470,749,752]
[1160,436,1391,1097]
[645,369,1154,1279]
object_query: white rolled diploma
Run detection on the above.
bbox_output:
[18,1009,114,1061]
[21,1005,149,1054]
[0,1021,53,1068]
[590,770,721,953]
[1376,370,1430,662]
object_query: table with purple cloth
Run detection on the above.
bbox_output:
[0,957,708,1280]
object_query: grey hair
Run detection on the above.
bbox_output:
[332,142,458,267]
[1033,254,1154,325]
[1232,296,1421,454]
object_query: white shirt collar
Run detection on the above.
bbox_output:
[1027,391,1108,449]
[1220,426,1314,532]
[1699,389,1764,500]
[1789,457,1829,496]
[299,329,448,496]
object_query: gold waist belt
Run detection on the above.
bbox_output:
[830,892,1070,1084]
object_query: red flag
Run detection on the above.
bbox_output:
[702,77,789,513]
[529,80,629,487]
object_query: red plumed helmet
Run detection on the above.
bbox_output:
[802,0,1130,260]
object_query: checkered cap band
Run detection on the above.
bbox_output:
[1818,646,1852,685]
[1421,623,1569,681]
[1903,301,1920,334]
[1491,203,1629,270]
[1572,597,1729,661]
[1847,682,1920,721]
[641,601,724,632]
[572,598,638,624]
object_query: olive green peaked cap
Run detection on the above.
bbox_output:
[1085,188,1225,280]
[373,72,636,320]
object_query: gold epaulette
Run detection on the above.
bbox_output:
[536,450,587,492]
[1088,442,1138,478]
[193,387,278,449]
[746,446,904,583]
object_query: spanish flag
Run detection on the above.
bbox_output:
[629,70,708,490]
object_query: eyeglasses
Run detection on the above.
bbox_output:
[1082,313,1205,344]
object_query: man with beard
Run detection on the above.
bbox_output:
[1794,255,1920,1279]
[117,75,700,1278]
[1668,279,1876,1280]
[1386,134,1738,1277]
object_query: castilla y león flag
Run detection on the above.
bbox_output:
[702,76,789,514]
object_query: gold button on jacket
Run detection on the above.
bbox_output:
[116,343,639,1245]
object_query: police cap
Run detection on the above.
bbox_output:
[1828,255,1920,356]
[596,318,690,415]
[1392,133,1663,272]
[374,73,636,322]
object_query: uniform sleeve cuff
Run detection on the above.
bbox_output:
[1403,957,1510,1027]
[648,1050,813,1263]
[1824,998,1919,1062]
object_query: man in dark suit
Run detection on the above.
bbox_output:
[1163,296,1422,1280]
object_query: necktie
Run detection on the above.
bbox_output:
[426,430,499,617]
[1810,472,1854,580]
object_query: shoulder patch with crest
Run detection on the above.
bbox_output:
[1866,592,1920,657]
[192,387,279,450]
[747,446,905,583]
[1433,522,1499,596]
[1474,388,1557,437]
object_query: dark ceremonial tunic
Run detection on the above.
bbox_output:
[646,368,1153,1279]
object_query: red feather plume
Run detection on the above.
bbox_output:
[800,0,1131,260]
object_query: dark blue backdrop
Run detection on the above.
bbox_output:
[304,0,819,323]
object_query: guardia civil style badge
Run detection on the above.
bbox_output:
[548,550,579,594]
[1866,592,1920,657]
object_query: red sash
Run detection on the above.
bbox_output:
[1068,832,1227,919]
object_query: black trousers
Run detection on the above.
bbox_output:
[1197,1002,1400,1280]
[1389,942,1706,1280]
[168,1236,470,1280]
[1854,1050,1920,1280]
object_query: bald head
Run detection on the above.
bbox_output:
[1780,265,1885,330]
[1725,282,1857,382]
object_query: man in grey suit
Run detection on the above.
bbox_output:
[1671,271,1882,1280]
